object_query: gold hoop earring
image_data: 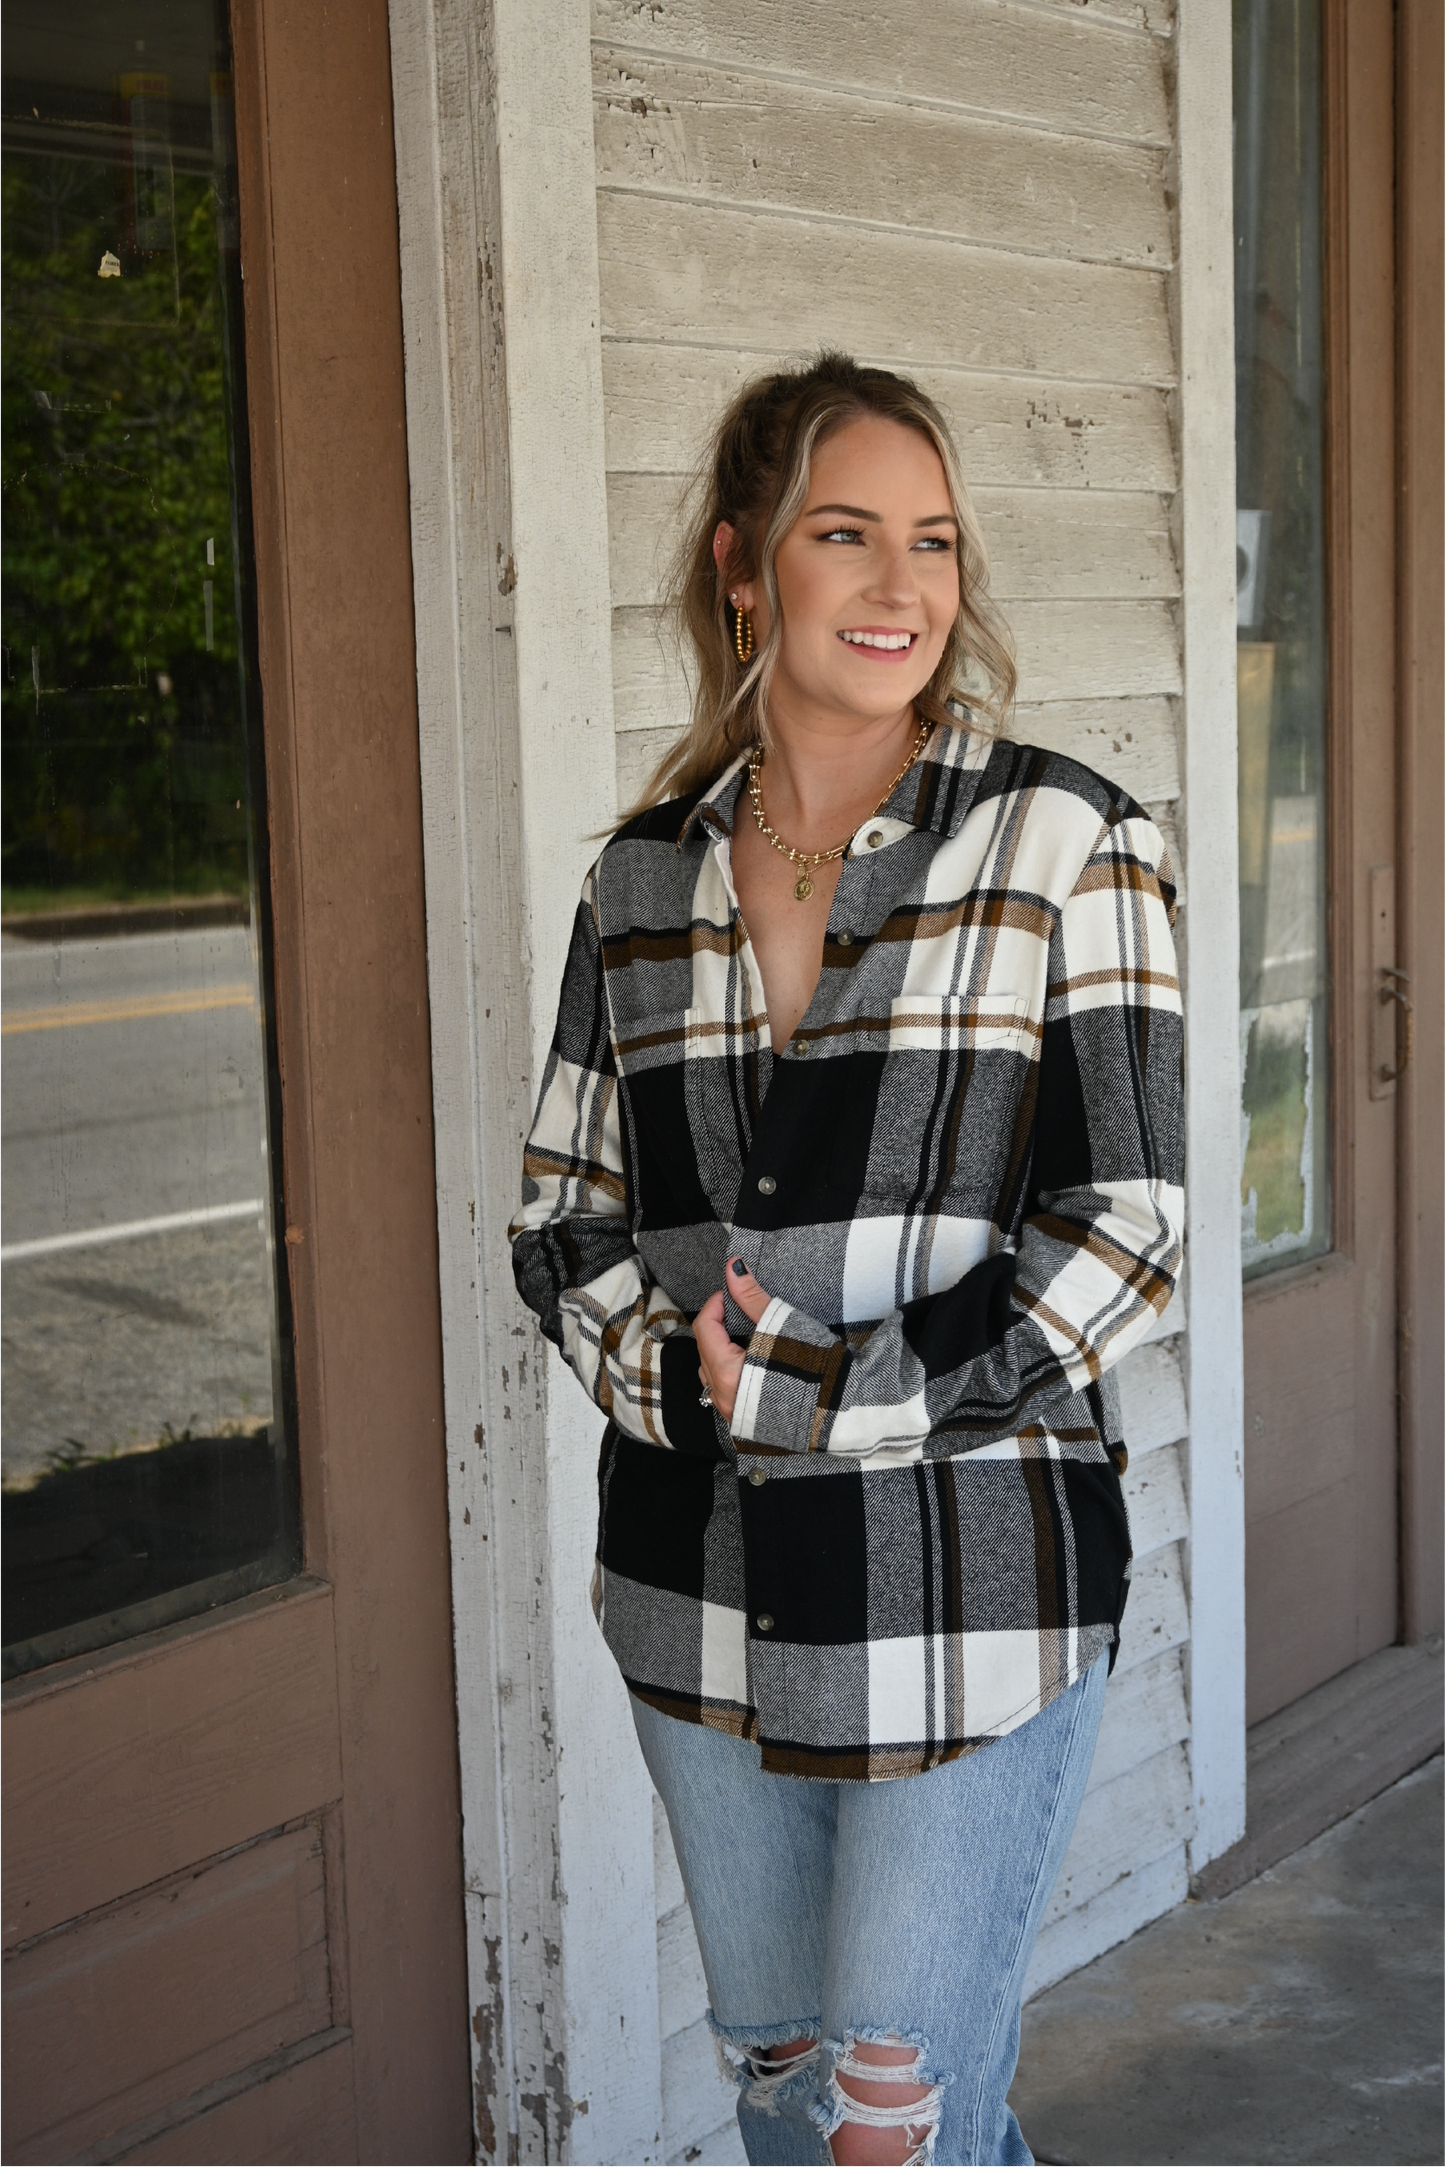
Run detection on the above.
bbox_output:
[734,605,755,666]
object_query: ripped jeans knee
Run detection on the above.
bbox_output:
[712,2018,823,2118]
[814,2031,945,2167]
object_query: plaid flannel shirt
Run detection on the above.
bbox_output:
[510,722,1183,1779]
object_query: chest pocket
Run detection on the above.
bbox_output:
[613,1006,763,1227]
[828,992,1033,1216]
[610,1008,702,1224]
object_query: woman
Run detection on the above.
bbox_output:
[510,353,1183,2167]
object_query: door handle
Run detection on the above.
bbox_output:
[1378,966,1414,1082]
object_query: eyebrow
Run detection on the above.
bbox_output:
[805,502,958,527]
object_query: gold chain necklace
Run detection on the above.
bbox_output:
[747,718,932,902]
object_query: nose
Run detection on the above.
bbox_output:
[862,536,922,609]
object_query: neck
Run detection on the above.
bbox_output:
[755,703,921,846]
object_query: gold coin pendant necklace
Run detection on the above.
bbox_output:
[747,717,931,901]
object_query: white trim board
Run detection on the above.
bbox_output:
[388,0,662,2159]
[1172,0,1248,1870]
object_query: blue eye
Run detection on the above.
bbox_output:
[820,526,865,544]
[914,536,953,552]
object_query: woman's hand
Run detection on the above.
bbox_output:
[693,1258,773,1427]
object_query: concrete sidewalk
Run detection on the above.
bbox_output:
[1010,1756,1444,2165]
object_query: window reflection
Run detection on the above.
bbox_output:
[1233,0,1332,1276]
[1,2,297,1677]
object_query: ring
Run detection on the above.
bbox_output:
[699,1385,714,1408]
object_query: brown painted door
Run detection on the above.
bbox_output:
[1235,0,1402,1725]
[1,4,470,2159]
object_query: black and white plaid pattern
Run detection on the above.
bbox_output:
[511,723,1183,1779]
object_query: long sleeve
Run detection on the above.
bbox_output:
[509,870,718,1455]
[728,806,1185,1459]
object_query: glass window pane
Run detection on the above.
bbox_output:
[1233,0,1332,1279]
[2,0,298,1679]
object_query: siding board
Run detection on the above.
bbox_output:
[600,4,1197,2138]
[663,2016,739,2163]
[591,0,1172,145]
[658,1900,709,2043]
[606,475,1179,607]
[1116,1544,1189,1674]
[597,197,1176,387]
[594,55,1172,268]
[1041,1742,1192,1928]
[611,600,1180,735]
[618,700,1180,812]
[603,346,1177,493]
[1026,1844,1189,2001]
[1123,1441,1188,1560]
[1117,1341,1189,1458]
[1088,1647,1189,1794]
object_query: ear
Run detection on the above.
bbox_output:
[713,522,756,614]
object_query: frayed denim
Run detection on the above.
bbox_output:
[632,1655,1107,2166]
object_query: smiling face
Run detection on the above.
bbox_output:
[718,413,962,736]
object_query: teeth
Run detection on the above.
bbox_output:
[841,630,914,649]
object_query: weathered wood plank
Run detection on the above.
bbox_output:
[617,700,1180,817]
[2,1579,341,1948]
[598,197,1176,388]
[1147,799,1185,899]
[1008,699,1180,801]
[654,1791,686,1921]
[663,2014,740,2162]
[1009,601,1182,701]
[603,345,1177,493]
[677,2115,750,2167]
[1025,1843,1188,2002]
[606,474,1178,608]
[1117,1342,1189,1461]
[611,599,1180,733]
[979,487,1178,598]
[594,54,1171,269]
[1041,1741,1192,1928]
[1115,1543,1189,1675]
[1123,1442,1188,1561]
[1089,1647,1189,1794]
[590,0,1172,145]
[658,1901,710,2044]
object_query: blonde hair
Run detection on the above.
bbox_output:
[623,351,1015,820]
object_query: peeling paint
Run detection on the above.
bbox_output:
[472,1934,504,2161]
[521,2034,577,2159]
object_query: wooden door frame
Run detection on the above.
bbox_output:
[1394,0,1445,1645]
[1240,0,1401,1724]
[231,0,470,2144]
[2,3,470,2157]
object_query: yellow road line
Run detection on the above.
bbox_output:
[2,985,255,1035]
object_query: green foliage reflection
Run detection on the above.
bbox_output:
[2,147,250,911]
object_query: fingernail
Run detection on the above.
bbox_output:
[730,1257,748,1278]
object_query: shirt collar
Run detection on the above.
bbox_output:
[674,715,993,854]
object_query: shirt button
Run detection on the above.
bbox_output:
[756,1613,774,1633]
[793,1039,810,1058]
[836,929,853,947]
[866,828,884,849]
[757,1174,777,1195]
[748,1466,767,1486]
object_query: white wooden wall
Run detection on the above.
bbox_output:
[389,0,1243,2154]
[589,2,1239,2158]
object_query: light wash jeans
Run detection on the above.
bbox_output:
[631,1655,1107,2167]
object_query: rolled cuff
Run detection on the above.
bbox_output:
[730,1296,843,1454]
